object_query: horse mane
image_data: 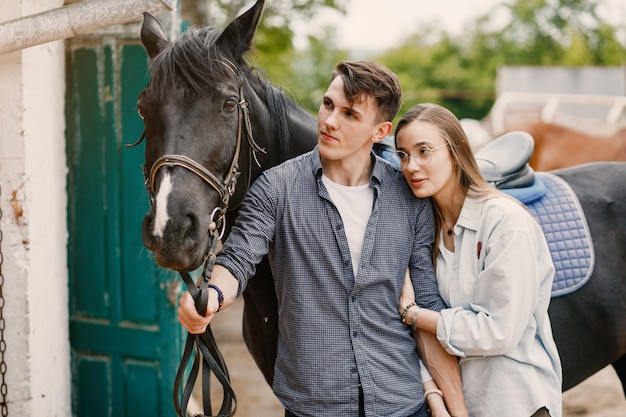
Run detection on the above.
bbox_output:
[147,26,296,156]
[244,63,297,156]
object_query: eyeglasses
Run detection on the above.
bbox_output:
[395,143,449,168]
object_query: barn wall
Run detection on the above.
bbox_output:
[497,65,626,96]
[491,65,626,134]
[0,0,70,416]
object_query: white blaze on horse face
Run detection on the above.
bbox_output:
[153,172,172,238]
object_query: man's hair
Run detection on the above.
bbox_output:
[331,61,402,123]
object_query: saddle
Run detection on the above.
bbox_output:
[474,131,535,189]
[471,132,595,297]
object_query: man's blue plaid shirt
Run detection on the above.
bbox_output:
[217,147,446,417]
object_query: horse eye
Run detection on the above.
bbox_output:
[224,98,238,112]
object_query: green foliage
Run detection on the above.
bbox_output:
[377,27,495,121]
[253,25,348,116]
[373,0,625,119]
[286,30,348,113]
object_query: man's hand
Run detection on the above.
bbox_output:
[178,288,219,334]
[177,265,240,334]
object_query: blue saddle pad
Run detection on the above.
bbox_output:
[502,173,594,297]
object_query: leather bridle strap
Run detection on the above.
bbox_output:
[145,87,266,211]
[173,236,237,417]
[149,154,228,202]
[146,85,245,210]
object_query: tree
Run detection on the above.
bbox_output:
[375,0,626,120]
[377,26,495,121]
[279,28,348,113]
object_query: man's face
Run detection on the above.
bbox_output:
[317,76,382,162]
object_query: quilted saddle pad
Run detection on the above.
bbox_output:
[503,172,595,297]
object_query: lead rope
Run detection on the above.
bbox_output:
[0,176,8,416]
[173,225,237,417]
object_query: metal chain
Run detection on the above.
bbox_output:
[0,178,8,416]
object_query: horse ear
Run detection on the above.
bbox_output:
[141,12,170,59]
[217,0,265,58]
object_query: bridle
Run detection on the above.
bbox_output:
[143,60,266,220]
[133,60,266,417]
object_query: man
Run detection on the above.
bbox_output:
[178,61,467,417]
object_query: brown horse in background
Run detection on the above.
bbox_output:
[515,122,626,171]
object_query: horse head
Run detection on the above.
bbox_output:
[137,0,267,271]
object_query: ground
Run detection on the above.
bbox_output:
[196,298,626,417]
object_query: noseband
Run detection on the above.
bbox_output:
[137,60,267,417]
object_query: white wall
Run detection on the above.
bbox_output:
[0,0,70,415]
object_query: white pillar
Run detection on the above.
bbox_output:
[0,0,70,415]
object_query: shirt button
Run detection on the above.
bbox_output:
[353,331,358,337]
[351,296,356,302]
[351,367,357,373]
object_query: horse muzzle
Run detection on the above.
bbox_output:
[142,203,210,271]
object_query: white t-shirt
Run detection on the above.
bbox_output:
[322,175,373,276]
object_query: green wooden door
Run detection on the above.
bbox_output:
[66,36,182,417]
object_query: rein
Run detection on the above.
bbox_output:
[137,61,266,416]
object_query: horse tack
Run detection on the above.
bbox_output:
[146,81,266,213]
[472,133,595,297]
[499,173,595,296]
[174,234,236,417]
[139,62,266,417]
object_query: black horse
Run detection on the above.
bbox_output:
[138,0,314,387]
[137,0,626,397]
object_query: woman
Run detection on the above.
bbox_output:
[395,103,562,417]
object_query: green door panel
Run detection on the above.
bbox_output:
[67,37,182,417]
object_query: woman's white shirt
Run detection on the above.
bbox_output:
[435,194,562,417]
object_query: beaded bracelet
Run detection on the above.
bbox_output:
[424,388,443,401]
[401,302,417,325]
[410,308,420,332]
[207,283,224,312]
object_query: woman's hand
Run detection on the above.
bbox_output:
[428,398,452,417]
[424,381,451,417]
[399,269,417,315]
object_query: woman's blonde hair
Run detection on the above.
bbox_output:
[394,103,507,263]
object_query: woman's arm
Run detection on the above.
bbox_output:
[399,271,440,335]
[417,331,467,417]
[400,272,467,416]
[423,378,450,417]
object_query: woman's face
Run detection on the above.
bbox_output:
[395,120,456,199]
